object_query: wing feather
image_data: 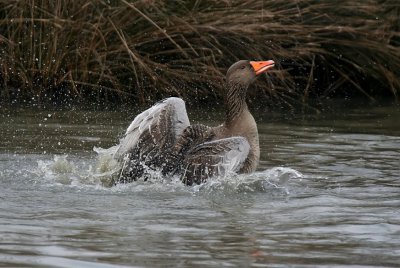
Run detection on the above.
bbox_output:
[181,137,250,185]
[114,97,190,182]
[115,97,189,159]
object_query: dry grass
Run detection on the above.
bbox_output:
[0,0,399,106]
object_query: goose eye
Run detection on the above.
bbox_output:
[240,65,246,69]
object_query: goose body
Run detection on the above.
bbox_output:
[114,60,275,185]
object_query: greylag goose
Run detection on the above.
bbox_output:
[114,60,275,185]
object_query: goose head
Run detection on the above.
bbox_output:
[226,60,275,87]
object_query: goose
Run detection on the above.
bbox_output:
[114,60,275,185]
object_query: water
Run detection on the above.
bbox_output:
[0,103,399,267]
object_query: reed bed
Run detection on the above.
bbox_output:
[0,0,399,106]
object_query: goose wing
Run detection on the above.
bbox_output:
[181,137,250,185]
[115,97,190,164]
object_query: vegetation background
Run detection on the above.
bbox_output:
[0,0,399,108]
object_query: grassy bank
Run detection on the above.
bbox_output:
[0,0,399,107]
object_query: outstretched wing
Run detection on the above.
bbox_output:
[181,137,250,185]
[115,97,190,169]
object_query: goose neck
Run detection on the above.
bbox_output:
[224,82,248,124]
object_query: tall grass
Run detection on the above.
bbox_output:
[0,0,399,106]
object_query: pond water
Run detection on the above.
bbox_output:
[0,102,399,267]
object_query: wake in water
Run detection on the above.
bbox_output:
[32,146,305,195]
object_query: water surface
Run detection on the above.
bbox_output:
[0,103,399,267]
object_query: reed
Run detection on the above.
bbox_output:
[0,0,399,106]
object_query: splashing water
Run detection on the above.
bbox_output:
[32,146,120,188]
[31,146,305,196]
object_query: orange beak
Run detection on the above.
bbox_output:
[250,60,275,76]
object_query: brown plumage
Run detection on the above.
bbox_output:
[114,60,275,185]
